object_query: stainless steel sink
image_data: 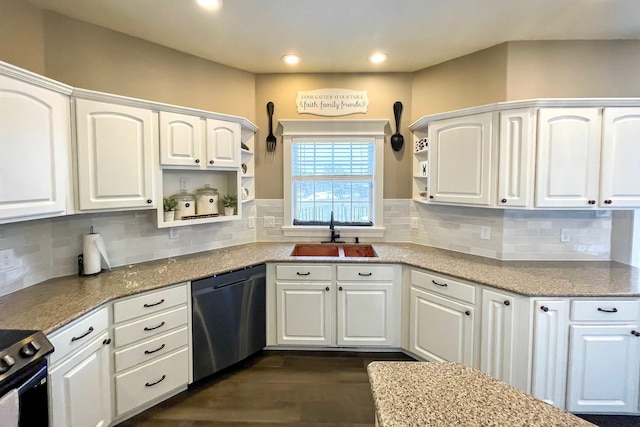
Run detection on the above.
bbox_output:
[290,244,377,258]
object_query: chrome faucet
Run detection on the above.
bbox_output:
[323,211,344,243]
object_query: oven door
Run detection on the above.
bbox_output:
[0,360,49,427]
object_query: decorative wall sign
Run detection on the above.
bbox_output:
[296,88,369,116]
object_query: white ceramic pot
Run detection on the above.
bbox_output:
[224,207,234,216]
[163,211,175,222]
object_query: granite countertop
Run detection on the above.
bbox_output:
[367,361,594,427]
[0,242,639,334]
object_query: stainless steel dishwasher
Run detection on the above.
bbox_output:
[191,264,266,382]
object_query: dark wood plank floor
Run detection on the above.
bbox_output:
[117,350,640,427]
[116,350,413,426]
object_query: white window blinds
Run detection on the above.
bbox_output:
[291,141,374,226]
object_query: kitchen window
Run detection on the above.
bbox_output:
[281,120,387,238]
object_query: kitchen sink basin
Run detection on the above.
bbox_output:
[342,245,377,257]
[290,244,377,258]
[290,244,340,257]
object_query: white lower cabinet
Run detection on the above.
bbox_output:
[529,298,640,414]
[276,282,332,346]
[480,289,516,385]
[115,347,189,416]
[111,283,190,422]
[567,325,640,413]
[531,300,569,410]
[48,307,112,427]
[409,286,474,364]
[337,282,394,346]
[274,264,399,348]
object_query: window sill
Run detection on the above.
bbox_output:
[281,225,385,239]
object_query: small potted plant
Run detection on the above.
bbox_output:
[163,197,178,222]
[222,194,237,216]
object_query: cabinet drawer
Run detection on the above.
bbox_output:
[113,284,188,324]
[570,300,640,322]
[115,347,189,416]
[276,264,331,281]
[114,306,188,348]
[336,265,394,281]
[114,326,189,373]
[48,306,109,366]
[411,270,475,304]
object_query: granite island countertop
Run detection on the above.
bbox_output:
[367,361,594,427]
[1,242,639,334]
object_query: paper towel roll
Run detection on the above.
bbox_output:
[83,233,111,275]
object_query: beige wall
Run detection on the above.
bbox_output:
[255,73,413,199]
[506,40,640,100]
[42,13,255,120]
[411,44,508,118]
[0,0,46,74]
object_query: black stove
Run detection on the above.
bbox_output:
[0,329,54,427]
[0,330,53,382]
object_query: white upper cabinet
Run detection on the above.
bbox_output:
[600,108,640,208]
[535,108,602,208]
[206,118,241,168]
[427,112,494,206]
[498,109,535,208]
[75,99,156,210]
[159,111,203,167]
[0,74,70,223]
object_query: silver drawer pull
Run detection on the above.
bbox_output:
[71,326,94,342]
[597,307,618,313]
[145,374,166,387]
[296,272,311,276]
[144,321,166,331]
[358,272,372,276]
[144,343,166,355]
[432,280,447,287]
[144,299,165,308]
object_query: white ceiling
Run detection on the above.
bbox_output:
[27,0,640,74]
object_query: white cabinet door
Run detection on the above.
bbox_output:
[336,282,394,346]
[409,287,474,365]
[75,99,156,210]
[480,289,516,385]
[566,325,640,413]
[531,300,569,410]
[498,109,535,208]
[276,282,332,346]
[159,112,203,167]
[0,75,69,222]
[427,112,494,206]
[206,118,240,168]
[535,108,601,208]
[49,331,111,427]
[600,108,640,208]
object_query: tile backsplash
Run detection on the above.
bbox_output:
[411,202,612,261]
[0,205,256,297]
[0,199,616,297]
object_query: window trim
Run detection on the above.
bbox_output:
[281,119,388,238]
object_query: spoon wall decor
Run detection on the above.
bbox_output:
[391,101,404,151]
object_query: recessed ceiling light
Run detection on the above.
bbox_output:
[196,0,223,11]
[282,54,301,65]
[368,52,388,64]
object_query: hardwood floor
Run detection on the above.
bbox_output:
[116,350,413,426]
[116,350,640,427]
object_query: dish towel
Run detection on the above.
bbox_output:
[0,389,19,427]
